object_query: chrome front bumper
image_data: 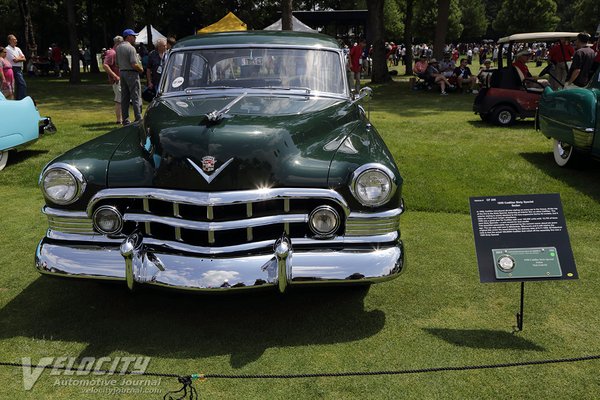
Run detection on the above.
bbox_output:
[35,232,404,292]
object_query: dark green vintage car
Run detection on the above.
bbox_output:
[35,31,405,293]
[538,68,600,166]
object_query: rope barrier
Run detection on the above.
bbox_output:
[2,354,599,399]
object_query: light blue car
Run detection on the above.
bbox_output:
[0,92,55,170]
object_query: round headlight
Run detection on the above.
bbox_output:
[93,206,123,235]
[40,164,86,205]
[309,206,340,237]
[351,164,396,207]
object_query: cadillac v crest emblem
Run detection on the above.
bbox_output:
[201,156,216,172]
[187,156,234,184]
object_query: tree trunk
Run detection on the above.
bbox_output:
[65,0,81,84]
[86,0,100,73]
[123,0,135,29]
[368,0,390,84]
[282,0,293,30]
[403,0,415,76]
[17,0,37,56]
[433,0,450,60]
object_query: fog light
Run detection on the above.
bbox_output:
[309,206,340,238]
[93,206,123,235]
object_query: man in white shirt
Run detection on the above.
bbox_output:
[6,34,26,100]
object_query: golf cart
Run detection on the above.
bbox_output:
[473,32,579,126]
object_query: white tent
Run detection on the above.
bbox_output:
[135,25,166,45]
[264,16,317,32]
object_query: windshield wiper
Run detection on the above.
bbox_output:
[204,92,247,123]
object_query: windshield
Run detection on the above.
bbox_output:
[162,47,346,95]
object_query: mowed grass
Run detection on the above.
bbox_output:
[0,72,599,399]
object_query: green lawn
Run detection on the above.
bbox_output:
[0,73,599,399]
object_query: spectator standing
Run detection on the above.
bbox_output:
[566,33,596,87]
[116,29,144,125]
[548,38,574,90]
[83,48,92,72]
[591,36,600,75]
[349,39,366,92]
[51,43,62,77]
[103,35,124,124]
[0,47,15,99]
[146,38,168,100]
[5,34,26,100]
[466,48,473,64]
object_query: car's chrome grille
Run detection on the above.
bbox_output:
[44,188,403,248]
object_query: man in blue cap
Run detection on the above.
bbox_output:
[116,28,144,125]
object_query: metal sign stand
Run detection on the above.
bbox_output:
[515,282,525,331]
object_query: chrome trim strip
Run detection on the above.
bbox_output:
[123,212,308,231]
[170,44,343,53]
[45,230,399,255]
[540,115,595,132]
[87,188,350,216]
[43,207,89,219]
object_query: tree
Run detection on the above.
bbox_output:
[403,0,415,75]
[65,0,80,84]
[433,0,450,59]
[16,0,37,56]
[573,0,600,34]
[493,0,560,35]
[367,0,391,84]
[459,0,488,40]
[413,0,463,43]
[384,0,404,40]
[282,0,293,30]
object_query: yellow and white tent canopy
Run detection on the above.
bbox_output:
[197,12,247,34]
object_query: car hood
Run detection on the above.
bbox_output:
[108,94,364,191]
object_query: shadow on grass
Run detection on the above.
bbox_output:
[6,149,49,167]
[520,152,600,203]
[81,122,121,132]
[466,119,535,131]
[0,277,384,368]
[424,328,545,351]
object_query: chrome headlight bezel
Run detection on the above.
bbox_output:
[39,163,87,205]
[350,163,397,208]
[309,205,341,238]
[92,205,124,235]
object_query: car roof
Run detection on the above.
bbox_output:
[173,31,341,50]
[497,32,580,44]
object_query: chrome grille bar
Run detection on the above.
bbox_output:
[143,198,151,235]
[122,213,308,231]
[87,188,350,217]
[246,202,253,241]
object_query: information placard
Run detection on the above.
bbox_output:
[470,193,577,282]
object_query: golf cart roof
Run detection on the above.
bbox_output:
[498,32,579,44]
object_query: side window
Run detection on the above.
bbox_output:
[165,52,185,92]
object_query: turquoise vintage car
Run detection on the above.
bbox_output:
[0,92,55,170]
[35,31,405,293]
[538,68,600,166]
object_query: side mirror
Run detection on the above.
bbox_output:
[354,87,373,102]
[352,87,373,121]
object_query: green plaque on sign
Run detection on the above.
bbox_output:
[492,247,562,279]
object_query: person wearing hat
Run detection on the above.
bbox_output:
[513,49,533,81]
[116,28,144,125]
[566,32,596,88]
[426,58,452,95]
[477,59,493,87]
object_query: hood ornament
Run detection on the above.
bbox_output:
[187,157,234,184]
[204,92,247,124]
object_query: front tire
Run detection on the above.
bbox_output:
[553,139,578,167]
[0,150,8,171]
[492,106,516,126]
